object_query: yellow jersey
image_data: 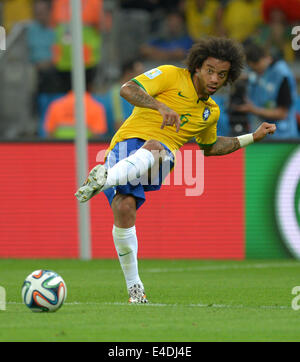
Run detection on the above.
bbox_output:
[108,65,219,154]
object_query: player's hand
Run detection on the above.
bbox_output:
[253,122,276,142]
[158,104,181,133]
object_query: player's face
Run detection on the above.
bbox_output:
[194,57,231,97]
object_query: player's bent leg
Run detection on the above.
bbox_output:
[141,139,171,183]
[75,139,165,203]
[112,194,148,304]
[103,144,157,189]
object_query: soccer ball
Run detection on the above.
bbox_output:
[21,270,67,312]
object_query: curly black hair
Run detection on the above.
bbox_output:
[185,37,245,84]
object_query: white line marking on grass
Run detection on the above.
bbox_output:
[54,262,300,275]
[142,262,300,273]
[93,301,291,310]
[8,301,290,310]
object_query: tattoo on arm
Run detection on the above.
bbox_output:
[120,81,159,110]
[203,136,241,156]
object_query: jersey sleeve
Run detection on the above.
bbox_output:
[131,65,179,97]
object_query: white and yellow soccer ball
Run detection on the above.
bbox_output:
[21,270,67,312]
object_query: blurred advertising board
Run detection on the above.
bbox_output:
[0,142,298,259]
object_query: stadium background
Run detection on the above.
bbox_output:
[0,0,299,260]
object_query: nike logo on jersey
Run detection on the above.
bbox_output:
[178,91,188,98]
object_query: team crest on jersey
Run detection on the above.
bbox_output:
[144,68,162,79]
[203,107,211,121]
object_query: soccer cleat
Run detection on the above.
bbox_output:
[75,164,107,203]
[128,284,148,304]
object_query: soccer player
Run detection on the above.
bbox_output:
[75,37,276,303]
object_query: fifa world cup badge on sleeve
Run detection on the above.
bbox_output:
[144,68,162,79]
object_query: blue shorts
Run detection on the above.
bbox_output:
[103,138,174,209]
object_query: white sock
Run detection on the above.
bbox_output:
[100,148,155,190]
[112,225,143,290]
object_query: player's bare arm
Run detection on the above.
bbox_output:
[202,136,240,156]
[202,122,276,156]
[120,80,181,132]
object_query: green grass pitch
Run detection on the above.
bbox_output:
[1,259,300,342]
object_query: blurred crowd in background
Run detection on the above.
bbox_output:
[0,0,300,140]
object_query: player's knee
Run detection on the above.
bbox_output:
[142,139,164,152]
[112,195,136,226]
[116,199,135,216]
